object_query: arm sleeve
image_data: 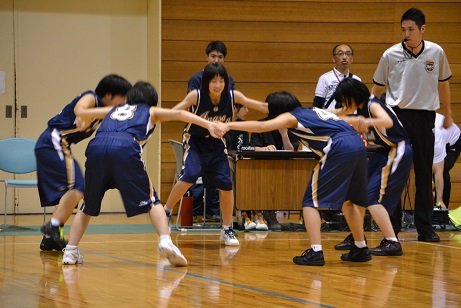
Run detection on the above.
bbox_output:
[313,96,326,108]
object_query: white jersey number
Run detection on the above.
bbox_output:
[110,104,137,121]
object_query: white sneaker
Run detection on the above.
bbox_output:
[256,222,268,231]
[62,248,83,265]
[244,221,256,230]
[158,241,188,267]
[220,228,240,246]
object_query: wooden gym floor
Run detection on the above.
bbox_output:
[1,213,460,307]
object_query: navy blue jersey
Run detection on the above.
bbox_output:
[358,97,408,148]
[84,102,160,217]
[288,107,358,157]
[46,90,101,145]
[185,89,234,137]
[95,103,155,146]
[188,71,235,92]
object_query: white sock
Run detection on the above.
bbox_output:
[354,241,367,248]
[159,235,171,243]
[51,218,61,226]
[311,245,322,252]
[385,237,398,242]
[222,225,231,231]
[65,245,78,250]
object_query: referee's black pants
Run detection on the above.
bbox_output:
[393,107,435,236]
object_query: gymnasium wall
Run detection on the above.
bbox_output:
[160,0,461,208]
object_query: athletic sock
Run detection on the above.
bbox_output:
[51,218,61,227]
[385,237,398,242]
[311,245,322,252]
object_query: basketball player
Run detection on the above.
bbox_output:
[217,91,371,265]
[36,74,132,251]
[62,81,224,266]
[332,78,411,256]
[372,7,453,242]
[163,63,268,246]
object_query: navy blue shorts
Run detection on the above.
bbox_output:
[179,135,232,191]
[35,129,84,207]
[368,142,412,213]
[82,134,160,217]
[302,133,368,209]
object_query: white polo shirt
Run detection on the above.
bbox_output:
[373,40,452,110]
[315,67,361,110]
[433,113,461,163]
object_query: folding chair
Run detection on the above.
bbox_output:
[0,138,42,231]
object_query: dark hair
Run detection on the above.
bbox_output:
[266,91,302,119]
[401,8,425,28]
[126,81,158,107]
[205,40,227,57]
[333,78,370,110]
[94,74,132,99]
[332,44,354,56]
[201,63,230,95]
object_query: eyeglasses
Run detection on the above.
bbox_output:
[335,51,353,57]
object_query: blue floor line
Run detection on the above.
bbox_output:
[92,251,335,308]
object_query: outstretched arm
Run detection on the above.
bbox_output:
[218,113,297,136]
[172,90,198,110]
[233,90,268,115]
[150,107,223,138]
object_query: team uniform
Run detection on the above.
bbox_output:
[35,90,101,207]
[359,97,413,213]
[82,103,160,217]
[179,89,234,191]
[288,107,368,209]
[313,68,361,110]
[373,40,452,236]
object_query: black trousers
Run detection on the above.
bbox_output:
[443,138,461,207]
[393,107,435,236]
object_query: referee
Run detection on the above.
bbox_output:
[371,8,453,242]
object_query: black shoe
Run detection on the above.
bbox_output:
[334,233,354,250]
[341,245,372,262]
[293,249,325,266]
[40,236,67,251]
[40,221,65,242]
[417,231,440,242]
[263,211,282,232]
[369,239,403,256]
